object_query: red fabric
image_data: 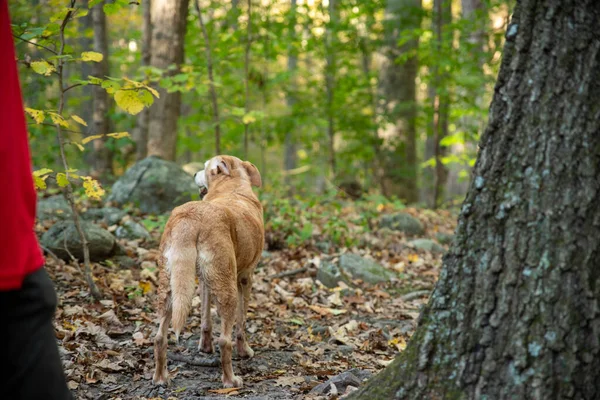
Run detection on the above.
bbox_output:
[0,1,44,290]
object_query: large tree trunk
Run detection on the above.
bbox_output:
[131,0,152,161]
[90,1,113,178]
[146,0,189,161]
[379,0,422,203]
[350,1,600,398]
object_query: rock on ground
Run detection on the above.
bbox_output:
[107,156,198,214]
[379,212,424,236]
[317,254,396,288]
[408,238,445,255]
[37,195,72,220]
[82,207,126,226]
[41,221,116,261]
[115,220,151,240]
[309,369,372,396]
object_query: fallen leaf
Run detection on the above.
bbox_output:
[208,387,241,394]
[275,376,305,387]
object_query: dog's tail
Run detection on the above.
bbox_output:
[165,240,197,341]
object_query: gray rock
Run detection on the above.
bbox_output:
[115,220,151,240]
[339,253,395,284]
[37,195,72,220]
[112,255,136,269]
[82,207,126,226]
[310,371,363,395]
[41,221,116,261]
[408,238,445,254]
[435,232,454,245]
[316,241,331,253]
[316,260,345,288]
[107,156,197,214]
[379,212,424,236]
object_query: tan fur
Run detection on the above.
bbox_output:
[152,155,264,388]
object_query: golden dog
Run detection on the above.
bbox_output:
[152,155,263,388]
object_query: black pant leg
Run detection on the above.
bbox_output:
[0,267,73,400]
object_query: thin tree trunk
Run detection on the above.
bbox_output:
[243,0,252,159]
[284,0,297,178]
[90,1,113,178]
[147,0,189,161]
[195,0,221,155]
[378,0,421,203]
[324,0,337,178]
[260,2,270,184]
[350,1,600,398]
[80,0,93,167]
[132,0,152,161]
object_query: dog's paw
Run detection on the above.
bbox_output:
[236,341,254,359]
[222,374,243,388]
[152,369,170,386]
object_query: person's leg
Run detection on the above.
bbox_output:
[0,267,72,400]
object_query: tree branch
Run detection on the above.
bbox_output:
[12,33,58,55]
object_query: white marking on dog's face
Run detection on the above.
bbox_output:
[194,169,207,187]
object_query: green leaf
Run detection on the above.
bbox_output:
[33,168,53,177]
[88,0,103,7]
[33,175,47,190]
[81,51,103,62]
[56,173,69,188]
[103,3,120,15]
[101,80,121,94]
[25,108,45,124]
[31,61,55,76]
[242,113,256,125]
[71,115,87,126]
[82,176,106,200]
[114,90,153,115]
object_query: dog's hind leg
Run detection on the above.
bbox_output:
[153,267,172,386]
[236,272,254,359]
[198,280,214,353]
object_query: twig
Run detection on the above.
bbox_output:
[12,33,58,55]
[167,352,220,367]
[54,0,102,300]
[195,0,221,154]
[268,266,309,280]
[41,244,64,265]
[400,290,431,302]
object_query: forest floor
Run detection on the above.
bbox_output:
[42,203,457,400]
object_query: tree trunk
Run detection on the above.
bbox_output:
[422,0,451,208]
[324,0,337,178]
[80,0,93,167]
[378,0,422,203]
[90,1,113,178]
[350,1,600,398]
[132,0,152,161]
[147,0,189,161]
[284,0,297,176]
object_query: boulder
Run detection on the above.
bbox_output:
[37,195,72,220]
[435,232,454,245]
[310,369,371,395]
[107,156,197,214]
[82,207,126,226]
[339,253,395,284]
[41,221,116,261]
[379,212,424,236]
[115,220,151,240]
[408,238,445,255]
[316,254,395,288]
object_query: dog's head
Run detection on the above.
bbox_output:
[194,155,261,196]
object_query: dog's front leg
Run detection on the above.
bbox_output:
[235,274,254,358]
[198,280,214,353]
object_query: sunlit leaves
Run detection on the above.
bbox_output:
[107,132,130,139]
[32,168,53,190]
[31,60,55,76]
[56,172,69,187]
[101,80,121,94]
[48,112,69,128]
[81,51,103,62]
[71,115,87,126]
[82,177,105,200]
[25,108,45,124]
[81,132,130,145]
[114,89,154,115]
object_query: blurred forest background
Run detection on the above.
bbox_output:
[12,0,513,208]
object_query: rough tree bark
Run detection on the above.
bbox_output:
[378,0,422,203]
[350,1,600,398]
[90,1,113,178]
[146,0,189,161]
[131,0,152,161]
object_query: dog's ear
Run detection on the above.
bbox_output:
[242,161,262,188]
[215,159,230,176]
